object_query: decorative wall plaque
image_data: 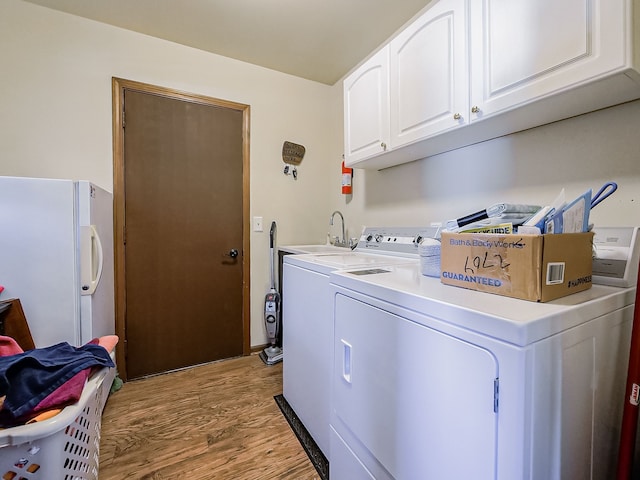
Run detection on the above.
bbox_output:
[282,141,305,165]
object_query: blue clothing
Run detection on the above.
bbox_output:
[0,342,114,419]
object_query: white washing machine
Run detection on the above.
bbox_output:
[282,227,439,457]
[328,259,637,480]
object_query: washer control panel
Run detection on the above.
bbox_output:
[355,227,440,256]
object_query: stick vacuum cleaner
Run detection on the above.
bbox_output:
[259,221,283,366]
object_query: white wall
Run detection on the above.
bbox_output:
[0,0,334,347]
[328,81,640,237]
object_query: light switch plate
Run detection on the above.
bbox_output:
[253,216,264,232]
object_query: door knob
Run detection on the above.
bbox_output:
[226,249,239,258]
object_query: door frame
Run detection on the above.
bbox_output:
[111,77,251,380]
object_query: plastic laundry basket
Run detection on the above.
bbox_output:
[0,364,116,480]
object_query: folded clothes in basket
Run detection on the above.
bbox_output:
[0,341,114,425]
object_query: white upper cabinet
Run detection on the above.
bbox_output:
[389,0,468,148]
[469,0,630,120]
[343,46,390,164]
[344,0,640,170]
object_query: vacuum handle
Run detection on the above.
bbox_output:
[269,221,277,289]
[270,221,277,248]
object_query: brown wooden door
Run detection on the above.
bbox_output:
[113,80,250,379]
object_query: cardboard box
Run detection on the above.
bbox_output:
[440,232,594,302]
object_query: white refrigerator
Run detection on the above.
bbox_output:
[0,176,114,348]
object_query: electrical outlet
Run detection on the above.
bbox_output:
[253,216,264,232]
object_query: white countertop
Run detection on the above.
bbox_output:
[279,244,351,255]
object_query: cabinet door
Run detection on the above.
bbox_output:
[389,0,468,148]
[332,294,498,479]
[343,46,390,165]
[470,0,627,120]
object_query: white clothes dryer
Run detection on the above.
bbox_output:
[328,261,636,480]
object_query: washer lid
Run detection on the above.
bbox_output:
[285,252,418,275]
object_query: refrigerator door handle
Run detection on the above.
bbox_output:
[80,225,104,296]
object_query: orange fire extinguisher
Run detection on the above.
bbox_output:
[342,161,353,195]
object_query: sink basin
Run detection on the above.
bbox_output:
[280,244,351,254]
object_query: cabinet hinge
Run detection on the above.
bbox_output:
[493,378,499,413]
[122,109,126,129]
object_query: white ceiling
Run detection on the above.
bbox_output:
[24,0,433,85]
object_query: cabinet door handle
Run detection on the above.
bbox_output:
[471,106,480,113]
[453,113,462,120]
[380,142,387,151]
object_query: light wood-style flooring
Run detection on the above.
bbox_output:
[99,354,319,479]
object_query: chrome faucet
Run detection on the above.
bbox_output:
[330,210,347,247]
